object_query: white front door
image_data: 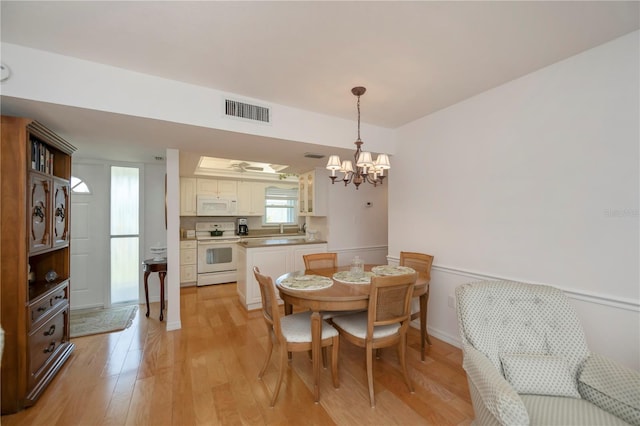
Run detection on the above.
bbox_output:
[70,163,109,309]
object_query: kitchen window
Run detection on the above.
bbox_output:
[264,186,297,225]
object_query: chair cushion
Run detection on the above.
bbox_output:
[280,311,338,343]
[521,394,630,426]
[332,311,400,339]
[578,353,640,425]
[501,353,580,398]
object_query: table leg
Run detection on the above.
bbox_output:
[419,293,427,361]
[311,310,322,402]
[284,301,293,316]
[159,271,166,321]
[144,270,151,318]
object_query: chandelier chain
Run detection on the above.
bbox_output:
[356,94,361,142]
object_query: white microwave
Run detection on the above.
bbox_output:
[196,195,238,216]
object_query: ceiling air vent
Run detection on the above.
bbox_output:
[224,98,271,123]
[304,152,325,159]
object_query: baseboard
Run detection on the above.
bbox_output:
[410,320,462,349]
[166,320,181,331]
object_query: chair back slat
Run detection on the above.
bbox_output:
[303,252,338,270]
[399,251,433,280]
[375,286,409,322]
[368,273,417,331]
[253,267,281,337]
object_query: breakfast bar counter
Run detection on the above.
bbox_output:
[236,239,328,310]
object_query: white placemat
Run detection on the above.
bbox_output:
[280,274,333,291]
[332,271,376,284]
[371,265,416,276]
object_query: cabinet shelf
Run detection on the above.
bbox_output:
[28,279,69,302]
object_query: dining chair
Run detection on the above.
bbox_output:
[332,272,417,407]
[303,252,364,321]
[399,251,434,361]
[252,266,340,406]
[303,252,338,270]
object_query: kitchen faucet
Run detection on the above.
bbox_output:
[279,223,284,234]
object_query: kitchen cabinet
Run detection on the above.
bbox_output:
[1,116,76,414]
[180,240,197,286]
[298,168,328,216]
[180,177,197,216]
[237,181,266,216]
[196,178,237,198]
[236,241,328,310]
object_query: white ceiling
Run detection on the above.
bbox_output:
[1,1,638,172]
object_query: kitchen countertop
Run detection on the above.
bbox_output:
[238,238,327,248]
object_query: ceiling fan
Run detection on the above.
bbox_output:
[229,161,264,172]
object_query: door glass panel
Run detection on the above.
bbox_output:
[111,167,139,235]
[111,237,139,303]
[110,166,140,304]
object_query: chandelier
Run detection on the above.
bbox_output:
[326,86,390,189]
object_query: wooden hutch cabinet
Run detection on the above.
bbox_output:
[1,116,76,414]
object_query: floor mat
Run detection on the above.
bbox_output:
[70,305,138,338]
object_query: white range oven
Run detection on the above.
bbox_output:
[195,222,240,286]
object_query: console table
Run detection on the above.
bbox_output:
[143,259,167,321]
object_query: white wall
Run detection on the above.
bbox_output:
[1,42,394,154]
[323,167,389,265]
[165,149,181,331]
[390,31,639,369]
[141,163,168,304]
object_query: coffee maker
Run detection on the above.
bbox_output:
[236,217,249,235]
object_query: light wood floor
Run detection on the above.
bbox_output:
[2,284,474,425]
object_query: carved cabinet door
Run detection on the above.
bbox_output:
[53,178,70,247]
[29,174,52,253]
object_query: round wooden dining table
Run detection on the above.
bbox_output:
[275,264,430,403]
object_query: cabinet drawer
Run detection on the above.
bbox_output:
[29,283,69,330]
[29,310,66,381]
[180,240,197,249]
[180,265,197,283]
[180,249,197,265]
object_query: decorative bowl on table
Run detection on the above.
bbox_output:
[150,245,167,261]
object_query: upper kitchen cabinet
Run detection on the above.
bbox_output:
[180,177,197,216]
[298,168,328,216]
[196,178,237,198]
[237,181,266,216]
